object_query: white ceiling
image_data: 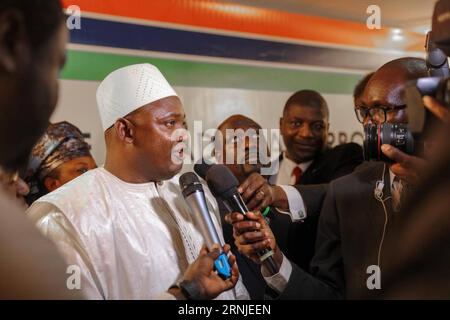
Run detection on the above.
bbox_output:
[226,0,436,34]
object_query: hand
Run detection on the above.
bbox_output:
[238,172,289,211]
[170,244,239,300]
[380,95,449,186]
[381,144,427,186]
[225,211,283,275]
[423,96,449,124]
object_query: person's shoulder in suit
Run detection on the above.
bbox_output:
[307,143,363,183]
[326,160,385,199]
[323,142,363,164]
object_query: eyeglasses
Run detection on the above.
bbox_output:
[354,105,407,124]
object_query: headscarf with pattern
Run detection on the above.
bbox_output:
[24,121,91,203]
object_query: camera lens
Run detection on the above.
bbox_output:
[363,124,379,161]
[363,123,414,161]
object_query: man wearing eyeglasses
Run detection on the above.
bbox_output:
[229,57,431,299]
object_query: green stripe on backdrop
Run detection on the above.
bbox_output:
[61,50,363,94]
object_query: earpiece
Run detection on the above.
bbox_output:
[374,164,389,269]
[374,180,384,200]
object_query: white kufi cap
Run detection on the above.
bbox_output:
[96,63,178,130]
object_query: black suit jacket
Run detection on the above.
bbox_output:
[277,161,399,299]
[273,143,364,271]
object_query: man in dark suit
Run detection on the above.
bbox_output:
[268,90,363,271]
[272,143,364,271]
[228,57,429,299]
[270,90,362,186]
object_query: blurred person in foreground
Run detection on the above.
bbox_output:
[379,96,450,298]
[0,168,29,207]
[0,0,79,299]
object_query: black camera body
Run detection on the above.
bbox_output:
[363,0,450,162]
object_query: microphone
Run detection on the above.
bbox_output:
[179,172,232,280]
[196,164,279,274]
[193,161,211,180]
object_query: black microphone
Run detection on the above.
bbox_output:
[193,161,211,180]
[196,164,279,274]
[179,172,232,280]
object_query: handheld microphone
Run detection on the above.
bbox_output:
[195,163,279,274]
[179,172,232,280]
[193,161,211,180]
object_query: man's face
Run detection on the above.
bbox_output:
[131,96,187,181]
[280,104,329,163]
[358,73,408,126]
[0,21,68,171]
[218,119,266,183]
[45,155,97,192]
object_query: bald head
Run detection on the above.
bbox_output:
[363,57,427,107]
[360,57,428,125]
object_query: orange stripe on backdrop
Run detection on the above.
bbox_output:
[62,0,424,51]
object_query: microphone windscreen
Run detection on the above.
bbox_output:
[179,172,202,197]
[194,161,212,179]
[205,164,239,198]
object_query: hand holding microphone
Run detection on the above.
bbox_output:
[169,243,239,300]
[225,211,283,276]
[194,163,281,275]
[237,171,287,212]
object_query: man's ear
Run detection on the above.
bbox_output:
[279,117,284,132]
[114,118,136,144]
[0,10,28,73]
[43,176,61,193]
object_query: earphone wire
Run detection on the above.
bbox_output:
[374,164,391,269]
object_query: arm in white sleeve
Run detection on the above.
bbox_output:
[262,253,293,293]
[27,202,104,299]
[277,185,307,222]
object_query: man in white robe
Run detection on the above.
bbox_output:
[27,63,249,300]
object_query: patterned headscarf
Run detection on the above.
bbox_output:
[24,121,92,202]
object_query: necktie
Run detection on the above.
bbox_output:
[291,166,302,185]
[392,176,406,212]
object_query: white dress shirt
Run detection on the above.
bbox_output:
[271,154,313,186]
[269,154,313,222]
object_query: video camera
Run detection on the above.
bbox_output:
[363,0,450,162]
